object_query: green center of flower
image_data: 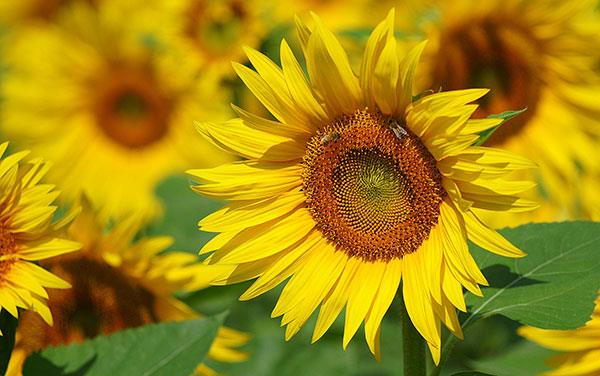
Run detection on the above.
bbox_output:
[302,109,445,262]
[432,18,541,145]
[333,149,413,234]
[17,256,157,351]
[94,66,171,149]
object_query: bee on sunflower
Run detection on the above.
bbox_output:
[394,0,600,225]
[6,198,248,376]
[188,10,537,363]
[0,143,80,331]
[0,0,233,221]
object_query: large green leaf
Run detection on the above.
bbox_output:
[470,340,555,376]
[465,221,600,330]
[23,314,224,376]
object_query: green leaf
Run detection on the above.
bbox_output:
[470,340,555,376]
[452,372,495,376]
[465,221,600,330]
[23,314,225,376]
[0,310,18,375]
[151,175,224,253]
[475,108,527,146]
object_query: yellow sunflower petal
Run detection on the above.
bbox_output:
[305,16,362,116]
[195,119,304,161]
[280,39,328,124]
[463,211,526,258]
[343,261,386,349]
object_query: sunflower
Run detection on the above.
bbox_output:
[0,0,232,221]
[188,10,537,363]
[145,0,271,76]
[0,142,80,332]
[394,0,600,225]
[518,295,600,376]
[6,198,248,376]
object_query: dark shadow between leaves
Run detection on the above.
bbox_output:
[482,264,544,289]
[23,353,96,376]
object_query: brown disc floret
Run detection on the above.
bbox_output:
[302,109,446,262]
[17,255,156,352]
[93,65,171,149]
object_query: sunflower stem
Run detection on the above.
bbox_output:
[400,295,427,376]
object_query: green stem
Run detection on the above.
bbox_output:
[428,333,460,376]
[400,296,427,376]
[428,319,476,376]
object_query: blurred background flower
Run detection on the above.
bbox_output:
[391,0,600,226]
[0,0,233,221]
[6,198,248,376]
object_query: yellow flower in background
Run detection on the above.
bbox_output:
[0,0,78,24]
[518,296,600,376]
[272,0,373,30]
[0,143,80,331]
[147,0,271,75]
[6,198,248,376]
[189,10,536,363]
[396,0,600,225]
[0,0,232,221]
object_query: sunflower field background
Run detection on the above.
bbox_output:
[0,1,599,376]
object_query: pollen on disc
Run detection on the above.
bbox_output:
[302,109,446,262]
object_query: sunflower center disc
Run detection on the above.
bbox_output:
[94,66,170,149]
[18,256,156,351]
[303,109,446,262]
[432,19,540,144]
[0,227,18,283]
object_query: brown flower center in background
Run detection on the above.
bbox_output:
[0,227,17,285]
[302,110,445,262]
[185,0,248,58]
[18,256,156,352]
[29,0,97,20]
[93,66,171,149]
[432,18,541,145]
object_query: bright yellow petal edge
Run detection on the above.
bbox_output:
[188,9,537,364]
[518,295,600,376]
[0,142,81,331]
[6,197,248,376]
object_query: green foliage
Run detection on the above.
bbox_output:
[475,108,527,146]
[23,314,224,376]
[151,175,224,253]
[465,221,600,330]
[0,310,18,375]
[470,341,555,376]
[211,287,408,376]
